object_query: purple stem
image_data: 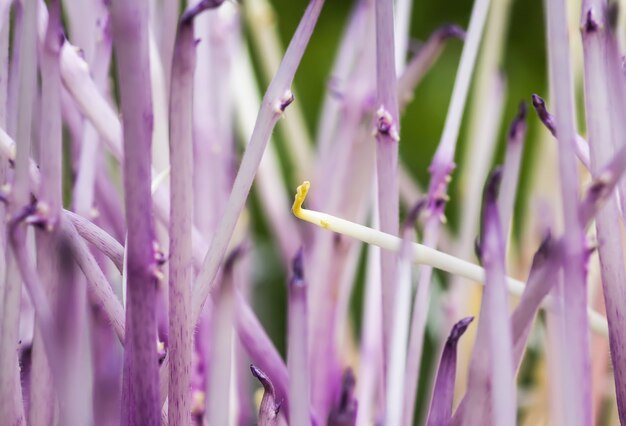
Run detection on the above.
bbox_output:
[65,210,124,272]
[510,233,560,367]
[250,364,281,426]
[59,214,126,342]
[531,93,591,169]
[190,0,325,325]
[109,0,160,423]
[374,0,401,365]
[426,317,474,426]
[72,3,111,218]
[387,205,423,426]
[6,0,21,137]
[0,0,37,422]
[315,0,369,158]
[208,250,237,426]
[580,2,626,422]
[288,249,312,426]
[397,24,466,110]
[167,4,213,424]
[545,0,592,422]
[30,1,63,422]
[479,171,516,426]
[497,101,527,229]
[405,2,489,419]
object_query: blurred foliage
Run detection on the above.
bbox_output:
[246,0,550,422]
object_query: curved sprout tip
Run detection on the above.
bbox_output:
[292,181,311,218]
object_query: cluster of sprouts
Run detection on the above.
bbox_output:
[1,0,626,425]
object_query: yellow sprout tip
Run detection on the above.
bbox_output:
[292,181,310,217]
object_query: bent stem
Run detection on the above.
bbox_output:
[292,181,609,335]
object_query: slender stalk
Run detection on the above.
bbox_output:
[315,0,369,159]
[208,252,237,426]
[480,171,515,426]
[167,4,215,423]
[292,181,610,335]
[65,210,124,272]
[244,0,314,179]
[385,225,416,426]
[394,0,414,73]
[544,0,592,422]
[72,2,111,217]
[110,0,159,423]
[580,1,626,422]
[232,45,300,260]
[498,102,528,230]
[397,24,466,110]
[30,1,64,422]
[190,0,325,326]
[374,0,401,360]
[0,0,37,422]
[355,189,383,426]
[531,94,591,169]
[287,249,311,426]
[59,215,126,342]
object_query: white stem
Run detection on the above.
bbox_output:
[292,181,609,336]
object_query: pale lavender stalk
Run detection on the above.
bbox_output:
[479,171,515,426]
[190,0,325,325]
[244,0,314,179]
[580,2,626,421]
[65,210,124,272]
[250,364,281,425]
[356,190,382,426]
[30,1,64,422]
[72,3,111,218]
[192,5,236,236]
[374,0,401,360]
[59,214,126,342]
[167,4,211,423]
[497,102,527,230]
[544,0,591,422]
[208,250,237,426]
[287,249,311,426]
[0,0,37,422]
[315,0,368,158]
[110,0,159,423]
[385,220,417,426]
[0,0,10,317]
[95,168,126,241]
[6,0,22,137]
[425,317,473,426]
[308,40,374,416]
[426,0,490,203]
[232,46,300,260]
[404,1,489,419]
[394,0,414,72]
[531,94,591,169]
[396,24,466,109]
[402,226,438,426]
[510,233,560,367]
[154,0,179,98]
